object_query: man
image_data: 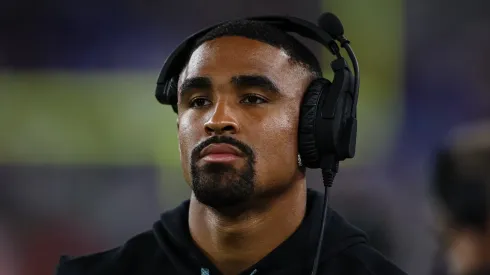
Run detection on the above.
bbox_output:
[431,121,490,275]
[55,19,406,275]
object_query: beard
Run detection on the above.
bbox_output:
[190,136,256,210]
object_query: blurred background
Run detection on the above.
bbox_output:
[1,0,489,274]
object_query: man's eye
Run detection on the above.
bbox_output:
[240,95,267,104]
[189,98,211,108]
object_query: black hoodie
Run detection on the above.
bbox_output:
[55,189,407,275]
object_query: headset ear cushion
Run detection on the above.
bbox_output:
[298,78,331,169]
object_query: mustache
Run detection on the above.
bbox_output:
[191,136,255,161]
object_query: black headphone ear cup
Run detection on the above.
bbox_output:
[298,78,331,168]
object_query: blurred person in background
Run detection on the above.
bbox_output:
[0,221,20,275]
[431,120,490,275]
[55,15,406,275]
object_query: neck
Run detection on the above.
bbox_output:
[188,179,307,275]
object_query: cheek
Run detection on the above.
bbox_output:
[178,117,201,178]
[178,114,202,153]
[178,124,191,160]
[253,104,300,178]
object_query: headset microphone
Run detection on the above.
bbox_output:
[309,12,359,275]
[318,12,344,38]
[318,12,360,118]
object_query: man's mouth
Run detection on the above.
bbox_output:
[199,143,244,163]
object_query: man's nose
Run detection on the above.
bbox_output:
[203,102,239,135]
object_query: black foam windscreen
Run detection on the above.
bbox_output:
[317,12,344,38]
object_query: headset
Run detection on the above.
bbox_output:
[155,12,360,275]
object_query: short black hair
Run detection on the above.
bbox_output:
[431,122,490,232]
[191,19,323,77]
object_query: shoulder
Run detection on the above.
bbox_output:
[329,243,407,275]
[55,230,159,275]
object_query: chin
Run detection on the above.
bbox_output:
[194,178,253,206]
[192,173,253,210]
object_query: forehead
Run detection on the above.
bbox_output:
[180,36,302,84]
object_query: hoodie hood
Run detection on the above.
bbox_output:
[153,188,368,275]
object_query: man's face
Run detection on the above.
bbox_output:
[177,36,313,210]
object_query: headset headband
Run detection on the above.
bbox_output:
[155,15,342,107]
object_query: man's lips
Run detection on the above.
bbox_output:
[199,143,244,162]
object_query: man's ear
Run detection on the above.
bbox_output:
[176,117,179,130]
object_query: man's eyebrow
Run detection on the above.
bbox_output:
[179,76,212,98]
[231,75,280,94]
